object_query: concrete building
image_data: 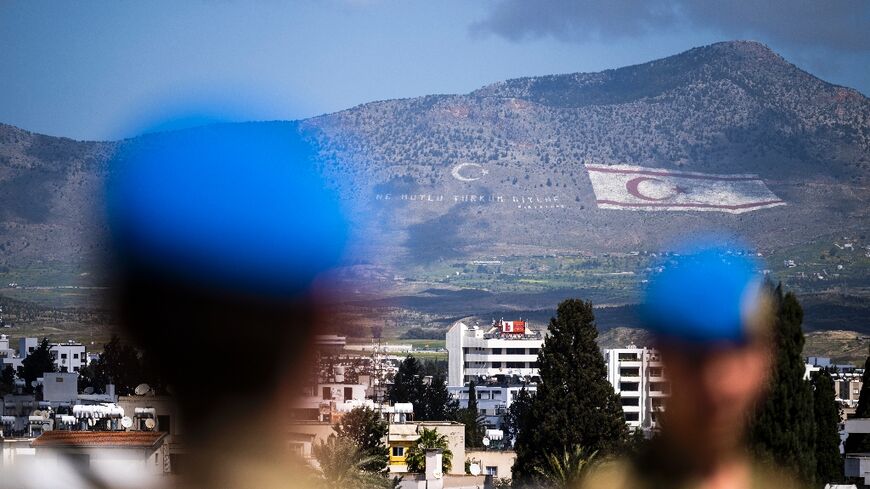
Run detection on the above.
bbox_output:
[18,338,37,358]
[118,394,183,474]
[604,347,669,431]
[387,421,466,475]
[42,372,79,404]
[0,334,22,373]
[447,320,544,387]
[49,340,87,373]
[465,449,516,479]
[448,384,534,429]
[29,431,168,481]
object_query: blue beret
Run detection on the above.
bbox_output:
[106,122,348,296]
[642,247,763,345]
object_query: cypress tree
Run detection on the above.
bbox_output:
[512,299,628,486]
[461,380,485,448]
[844,347,870,453]
[389,356,426,420]
[749,285,816,484]
[421,371,456,421]
[811,369,843,485]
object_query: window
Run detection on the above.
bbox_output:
[529,348,539,355]
[392,446,404,457]
[529,362,538,369]
[624,412,639,422]
[491,348,502,354]
[491,362,502,368]
[621,396,639,406]
[73,353,79,359]
[322,387,331,400]
[651,382,670,394]
[620,382,639,392]
[620,367,639,377]
[649,367,663,377]
[61,353,67,359]
[618,353,639,361]
[343,387,353,400]
[507,362,524,368]
[55,377,64,382]
[506,348,524,355]
[157,415,172,435]
[486,466,498,476]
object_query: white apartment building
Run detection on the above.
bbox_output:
[446,319,544,387]
[49,341,87,373]
[604,347,669,431]
[448,384,536,429]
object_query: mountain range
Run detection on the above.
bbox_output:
[0,40,868,342]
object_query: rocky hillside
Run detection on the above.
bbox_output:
[0,41,868,273]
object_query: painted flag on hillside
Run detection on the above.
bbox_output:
[584,164,785,214]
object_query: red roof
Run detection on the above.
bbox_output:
[32,431,166,448]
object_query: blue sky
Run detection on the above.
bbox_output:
[1,0,867,141]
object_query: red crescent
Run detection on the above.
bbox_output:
[625,176,677,201]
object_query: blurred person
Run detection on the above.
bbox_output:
[103,121,349,488]
[581,247,803,489]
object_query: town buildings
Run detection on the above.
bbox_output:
[446,319,671,433]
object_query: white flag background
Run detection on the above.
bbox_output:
[584,164,785,214]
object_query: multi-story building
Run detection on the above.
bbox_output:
[446,319,544,387]
[49,341,87,373]
[447,319,543,430]
[604,347,669,432]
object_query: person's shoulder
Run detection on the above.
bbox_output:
[578,458,635,489]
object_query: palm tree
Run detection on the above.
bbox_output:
[312,435,392,489]
[405,428,453,474]
[532,446,597,489]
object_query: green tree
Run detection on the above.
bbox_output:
[312,435,392,489]
[388,356,426,419]
[532,447,597,489]
[421,372,457,421]
[457,380,485,448]
[333,407,389,473]
[91,335,143,396]
[811,369,843,485]
[845,346,870,453]
[749,285,816,484]
[512,299,628,486]
[19,338,55,393]
[501,386,533,449]
[405,428,453,474]
[0,364,16,395]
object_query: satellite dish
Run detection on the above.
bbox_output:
[42,411,50,420]
[482,437,490,447]
[83,386,94,395]
[121,416,133,429]
[32,410,42,418]
[30,380,38,388]
[144,418,156,430]
[134,384,151,396]
[469,463,481,476]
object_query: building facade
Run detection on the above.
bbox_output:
[446,320,543,388]
[49,341,87,373]
[604,347,669,431]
